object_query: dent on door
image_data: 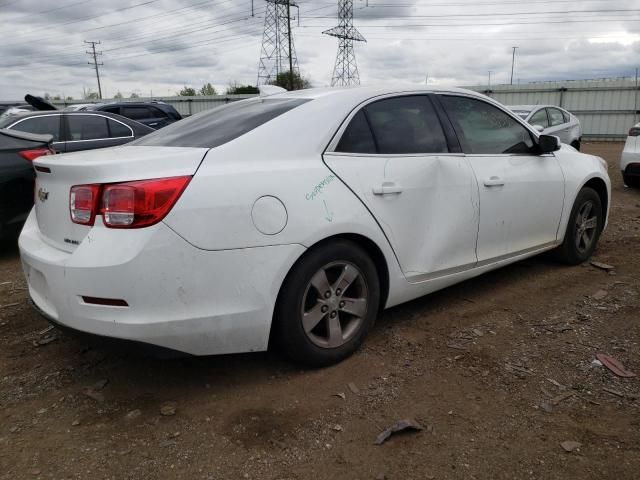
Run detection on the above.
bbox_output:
[325,153,480,280]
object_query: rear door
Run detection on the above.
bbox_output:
[63,114,123,152]
[437,94,564,262]
[324,94,479,281]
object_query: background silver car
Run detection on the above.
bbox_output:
[510,105,582,150]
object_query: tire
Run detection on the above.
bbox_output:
[623,174,640,188]
[570,139,581,151]
[554,187,603,265]
[274,239,380,367]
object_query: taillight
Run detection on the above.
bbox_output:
[102,176,191,228]
[19,147,54,162]
[629,127,640,137]
[68,176,191,229]
[70,185,101,225]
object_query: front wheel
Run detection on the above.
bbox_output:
[554,187,603,265]
[570,139,581,151]
[274,240,380,367]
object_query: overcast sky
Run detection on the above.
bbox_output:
[1,0,639,100]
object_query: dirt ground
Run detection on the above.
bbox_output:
[1,142,639,480]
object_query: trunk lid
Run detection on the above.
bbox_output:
[32,145,208,252]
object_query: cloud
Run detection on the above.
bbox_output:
[0,0,639,99]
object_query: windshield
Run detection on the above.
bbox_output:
[134,98,310,148]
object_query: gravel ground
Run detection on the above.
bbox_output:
[1,142,639,480]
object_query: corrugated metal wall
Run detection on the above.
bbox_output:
[467,78,640,141]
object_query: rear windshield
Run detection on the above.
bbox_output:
[133,98,310,148]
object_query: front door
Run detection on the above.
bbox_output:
[437,94,565,262]
[324,94,479,280]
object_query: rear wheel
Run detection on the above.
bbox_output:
[274,240,380,367]
[623,174,640,188]
[554,187,603,265]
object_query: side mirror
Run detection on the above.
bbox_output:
[532,124,545,133]
[538,134,561,153]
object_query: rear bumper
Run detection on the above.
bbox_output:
[622,162,640,177]
[621,151,640,173]
[19,211,305,355]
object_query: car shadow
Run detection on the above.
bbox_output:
[42,252,564,395]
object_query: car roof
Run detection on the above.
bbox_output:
[273,85,479,101]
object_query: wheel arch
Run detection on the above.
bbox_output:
[269,233,391,345]
[582,176,609,228]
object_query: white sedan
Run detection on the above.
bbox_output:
[509,105,582,150]
[621,123,640,187]
[20,86,610,366]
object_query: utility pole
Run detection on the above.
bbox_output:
[286,1,294,90]
[635,67,639,125]
[85,40,103,99]
[510,46,518,85]
[488,70,492,89]
[257,1,299,86]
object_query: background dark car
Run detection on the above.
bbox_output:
[0,111,154,153]
[0,129,53,239]
[85,101,182,129]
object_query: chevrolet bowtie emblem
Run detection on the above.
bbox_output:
[37,188,49,202]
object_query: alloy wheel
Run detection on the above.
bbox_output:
[574,200,598,254]
[301,261,369,349]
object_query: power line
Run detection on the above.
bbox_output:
[85,40,103,99]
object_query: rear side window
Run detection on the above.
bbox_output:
[135,98,310,148]
[336,110,377,154]
[67,115,109,140]
[11,116,61,141]
[364,96,448,154]
[548,108,565,126]
[441,95,535,155]
[149,106,168,118]
[122,106,151,120]
[102,106,120,115]
[107,118,132,138]
[529,109,549,128]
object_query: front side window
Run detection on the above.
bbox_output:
[135,98,310,148]
[11,116,61,141]
[440,95,535,155]
[529,109,549,128]
[547,108,565,126]
[67,115,109,140]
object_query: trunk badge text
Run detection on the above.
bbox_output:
[37,188,49,202]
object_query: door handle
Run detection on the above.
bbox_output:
[484,176,505,187]
[149,122,159,126]
[372,182,403,195]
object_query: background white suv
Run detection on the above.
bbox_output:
[621,123,640,188]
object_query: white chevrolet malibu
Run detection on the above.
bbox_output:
[20,86,610,366]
